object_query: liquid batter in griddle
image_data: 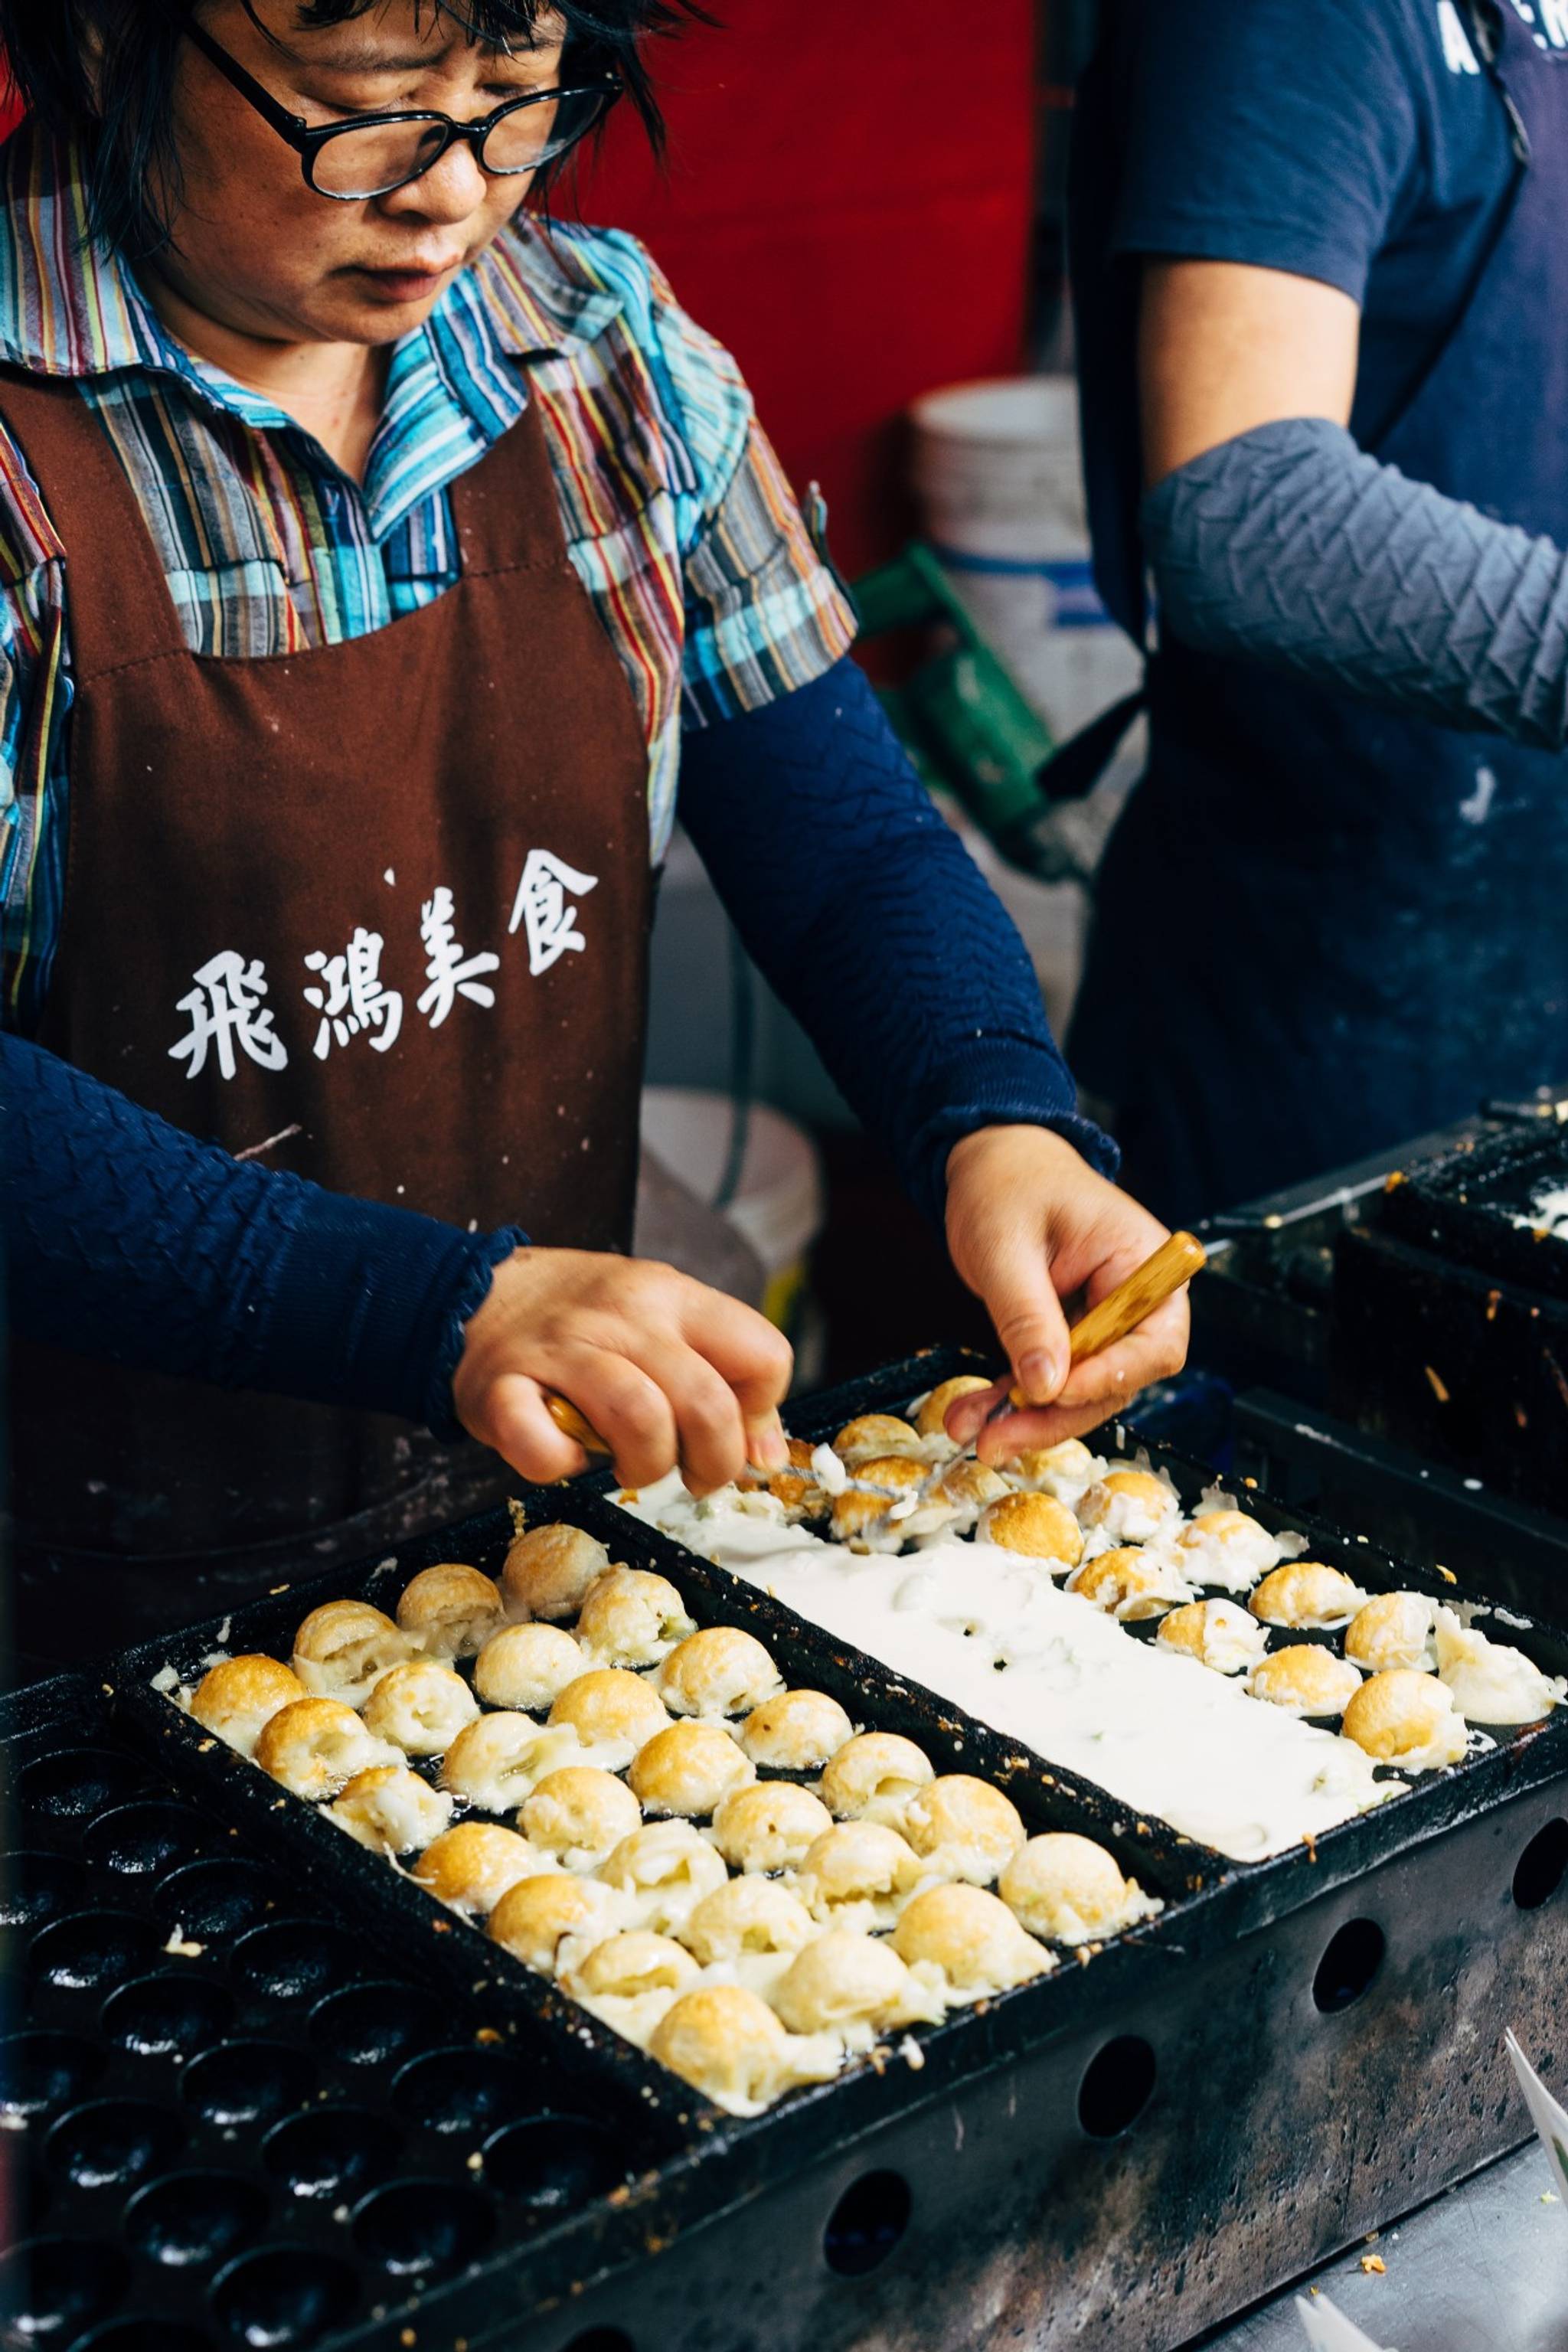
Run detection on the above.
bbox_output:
[620,1478,1397,1862]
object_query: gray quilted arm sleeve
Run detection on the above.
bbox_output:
[1141,416,1568,751]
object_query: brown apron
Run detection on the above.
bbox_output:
[3,371,652,1661]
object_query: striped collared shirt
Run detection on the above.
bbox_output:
[0,126,855,1027]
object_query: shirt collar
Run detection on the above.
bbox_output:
[0,120,626,392]
[461,220,626,363]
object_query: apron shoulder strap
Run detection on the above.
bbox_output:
[0,370,188,678]
[1460,0,1534,162]
[449,388,573,578]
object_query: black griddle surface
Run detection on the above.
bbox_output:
[6,1348,1568,2352]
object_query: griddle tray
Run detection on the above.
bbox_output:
[1383,1121,1568,1302]
[5,1348,1568,2352]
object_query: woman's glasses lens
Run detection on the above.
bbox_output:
[311,87,613,200]
[312,118,449,199]
[482,87,612,173]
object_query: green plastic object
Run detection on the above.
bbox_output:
[851,543,1056,843]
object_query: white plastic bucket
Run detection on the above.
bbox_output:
[910,375,1144,743]
[640,1087,825,1334]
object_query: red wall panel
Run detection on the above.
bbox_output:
[570,2,1035,575]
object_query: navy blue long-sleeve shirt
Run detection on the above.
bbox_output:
[3,658,1108,1431]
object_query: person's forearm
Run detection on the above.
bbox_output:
[1,1032,518,1430]
[1144,416,1568,749]
[677,658,1116,1224]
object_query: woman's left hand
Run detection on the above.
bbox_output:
[941,1124,1191,1458]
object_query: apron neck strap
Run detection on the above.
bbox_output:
[0,369,188,678]
[448,386,567,577]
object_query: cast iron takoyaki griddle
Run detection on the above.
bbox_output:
[0,1674,686,2352]
[6,1348,1568,2352]
[1382,1119,1568,1302]
[1333,1125,1568,1514]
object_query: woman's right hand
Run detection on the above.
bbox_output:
[450,1246,794,1495]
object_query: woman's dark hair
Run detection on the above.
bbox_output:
[0,0,704,256]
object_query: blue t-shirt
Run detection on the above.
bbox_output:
[1073,0,1526,631]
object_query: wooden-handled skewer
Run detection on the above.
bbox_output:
[1006,1227,1208,1408]
[544,1230,1208,1460]
[544,1390,612,1459]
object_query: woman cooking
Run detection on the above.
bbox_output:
[0,0,1187,1664]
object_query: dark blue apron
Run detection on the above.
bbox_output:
[1068,0,1568,1224]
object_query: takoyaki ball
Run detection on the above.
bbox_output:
[1246,1645,1363,1718]
[678,1877,816,1968]
[649,1984,840,2115]
[361,1659,479,1756]
[518,1766,642,1868]
[1155,1599,1268,1677]
[709,1782,834,1875]
[412,1821,549,1917]
[819,1731,933,1826]
[829,1458,928,1547]
[997,1834,1160,1945]
[438,1712,582,1811]
[929,1458,1011,1513]
[290,1600,413,1707]
[1171,1508,1281,1592]
[488,1873,627,1974]
[596,1820,728,1933]
[1344,1591,1438,1675]
[741,1437,830,1521]
[255,1697,402,1799]
[1433,1604,1565,1725]
[977,1491,1084,1570]
[502,1521,612,1622]
[891,1883,1053,1998]
[830,1491,898,1546]
[773,1929,942,2042]
[564,1929,700,2007]
[913,1374,995,1444]
[764,1468,829,1521]
[472,1622,585,1713]
[901,1775,1025,1886]
[628,1720,756,1819]
[1249,1562,1369,1631]
[1076,1468,1181,1545]
[325,1766,453,1857]
[792,1821,925,1932]
[895,1453,1008,1542]
[739,1688,855,1773]
[832,1414,921,1466]
[547,1668,670,1768]
[1004,1438,1103,1503]
[1341,1668,1469,1771]
[576,1568,696,1668]
[395,1563,505,1658]
[189,1654,305,1758]
[656,1625,783,1720]
[1067,1547,1193,1622]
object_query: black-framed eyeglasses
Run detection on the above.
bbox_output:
[185,19,620,202]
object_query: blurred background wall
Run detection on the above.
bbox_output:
[572,0,1037,578]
